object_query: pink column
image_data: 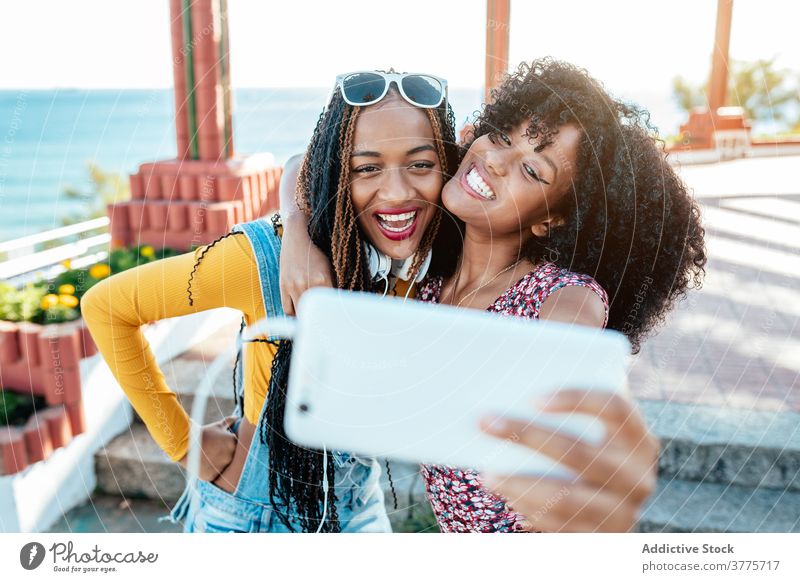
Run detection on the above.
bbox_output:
[192,0,227,161]
[485,0,511,104]
[709,0,734,113]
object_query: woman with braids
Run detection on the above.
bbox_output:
[81,70,460,532]
[280,58,706,532]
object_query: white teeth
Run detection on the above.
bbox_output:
[376,210,417,233]
[377,211,416,222]
[382,223,411,233]
[466,168,495,200]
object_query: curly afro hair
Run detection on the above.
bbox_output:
[469,58,707,352]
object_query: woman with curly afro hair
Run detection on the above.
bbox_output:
[282,58,706,532]
[419,57,706,532]
[450,58,706,351]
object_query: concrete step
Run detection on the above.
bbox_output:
[642,400,800,492]
[94,423,433,531]
[637,477,800,533]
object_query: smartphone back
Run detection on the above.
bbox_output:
[284,288,630,477]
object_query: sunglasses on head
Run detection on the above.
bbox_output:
[335,70,448,109]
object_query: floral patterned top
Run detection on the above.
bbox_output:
[417,262,609,533]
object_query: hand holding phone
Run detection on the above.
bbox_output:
[282,289,631,479]
[479,389,659,532]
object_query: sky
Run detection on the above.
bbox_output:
[1,0,797,95]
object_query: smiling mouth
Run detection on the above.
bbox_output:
[462,164,496,200]
[373,209,420,240]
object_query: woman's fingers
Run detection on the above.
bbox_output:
[282,268,333,315]
[199,419,238,479]
[477,390,659,532]
[480,415,616,485]
[280,286,296,316]
[537,390,660,495]
[480,392,659,496]
[539,389,645,436]
[306,268,335,290]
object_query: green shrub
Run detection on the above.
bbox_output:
[0,390,44,427]
[0,283,46,323]
[1,245,180,325]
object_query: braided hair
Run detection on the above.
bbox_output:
[262,86,460,532]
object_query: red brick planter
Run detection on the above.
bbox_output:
[0,319,96,475]
[108,157,282,251]
[0,426,27,475]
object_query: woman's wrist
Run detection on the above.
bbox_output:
[177,417,199,467]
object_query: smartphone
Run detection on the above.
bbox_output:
[283,288,630,478]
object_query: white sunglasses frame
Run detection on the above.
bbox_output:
[333,70,449,109]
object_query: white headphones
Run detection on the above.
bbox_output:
[364,241,432,285]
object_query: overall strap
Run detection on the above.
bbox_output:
[231,216,285,328]
[229,216,284,419]
[230,216,355,473]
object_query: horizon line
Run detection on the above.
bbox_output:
[0,85,485,92]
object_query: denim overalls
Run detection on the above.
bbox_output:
[160,217,392,532]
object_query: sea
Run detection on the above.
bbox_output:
[0,88,686,243]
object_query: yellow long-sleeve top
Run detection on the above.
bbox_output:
[81,233,277,463]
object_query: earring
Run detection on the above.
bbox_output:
[531,222,549,238]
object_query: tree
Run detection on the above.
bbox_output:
[672,57,797,127]
[672,76,707,112]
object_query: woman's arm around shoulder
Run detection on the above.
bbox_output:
[278,152,334,315]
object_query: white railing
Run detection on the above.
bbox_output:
[0,217,110,283]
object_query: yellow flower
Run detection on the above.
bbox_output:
[61,259,72,270]
[58,284,76,295]
[41,294,60,309]
[90,263,111,279]
[59,294,79,308]
[140,245,155,258]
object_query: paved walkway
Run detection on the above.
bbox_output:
[629,155,800,412]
